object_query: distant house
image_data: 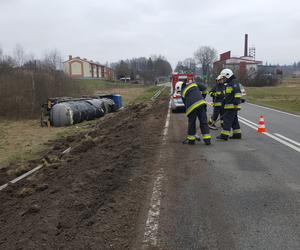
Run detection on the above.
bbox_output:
[213,51,262,80]
[63,55,115,80]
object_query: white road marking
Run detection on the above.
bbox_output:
[239,116,300,153]
[162,101,171,142]
[143,100,171,247]
[247,102,300,118]
[238,116,258,127]
[274,133,300,147]
[142,167,165,246]
[239,119,257,130]
[263,132,300,153]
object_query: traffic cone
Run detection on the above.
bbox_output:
[257,115,267,133]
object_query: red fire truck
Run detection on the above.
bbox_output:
[170,73,194,112]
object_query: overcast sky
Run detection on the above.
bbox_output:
[0,0,299,68]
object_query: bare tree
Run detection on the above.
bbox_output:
[194,46,217,82]
[13,44,25,67]
[175,58,196,73]
[44,49,62,70]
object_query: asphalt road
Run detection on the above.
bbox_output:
[142,102,300,250]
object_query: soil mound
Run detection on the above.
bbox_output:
[0,99,168,249]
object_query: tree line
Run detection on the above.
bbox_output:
[111,56,172,84]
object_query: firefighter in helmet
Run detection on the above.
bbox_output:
[208,75,225,130]
[180,79,212,145]
[216,69,242,140]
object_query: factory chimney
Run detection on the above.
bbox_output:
[244,34,248,57]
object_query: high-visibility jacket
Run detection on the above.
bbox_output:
[223,79,242,110]
[209,83,225,107]
[181,83,207,116]
[197,83,208,99]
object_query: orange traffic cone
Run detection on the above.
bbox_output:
[257,115,267,133]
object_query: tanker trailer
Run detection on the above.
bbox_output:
[41,95,122,127]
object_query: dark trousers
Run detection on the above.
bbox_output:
[211,106,224,121]
[221,109,241,138]
[188,105,210,138]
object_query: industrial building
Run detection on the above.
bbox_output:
[213,34,262,80]
[63,55,115,80]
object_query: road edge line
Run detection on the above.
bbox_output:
[239,116,300,153]
[142,100,171,247]
[274,133,300,147]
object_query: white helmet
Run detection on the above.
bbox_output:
[219,69,234,79]
[175,81,183,92]
[216,75,223,80]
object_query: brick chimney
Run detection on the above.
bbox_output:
[244,34,248,57]
[69,55,72,60]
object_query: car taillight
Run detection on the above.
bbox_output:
[173,94,181,99]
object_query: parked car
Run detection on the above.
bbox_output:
[171,81,185,112]
[239,83,246,96]
[239,83,246,103]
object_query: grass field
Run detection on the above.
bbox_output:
[246,77,300,115]
[76,79,162,105]
[0,80,167,173]
[0,120,87,170]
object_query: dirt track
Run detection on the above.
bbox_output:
[0,99,168,249]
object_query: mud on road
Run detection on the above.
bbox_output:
[0,99,169,249]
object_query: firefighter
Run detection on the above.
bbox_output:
[197,81,209,99]
[189,79,208,99]
[181,79,212,145]
[208,75,225,130]
[216,69,242,140]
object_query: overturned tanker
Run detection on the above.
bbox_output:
[41,95,122,127]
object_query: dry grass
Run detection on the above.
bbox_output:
[246,77,300,115]
[281,76,300,86]
[0,119,87,169]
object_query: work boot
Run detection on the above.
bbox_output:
[188,140,195,145]
[229,134,242,139]
[216,135,228,141]
[204,139,211,145]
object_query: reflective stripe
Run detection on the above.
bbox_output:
[186,100,206,116]
[225,87,233,93]
[234,93,241,98]
[202,134,212,139]
[202,90,208,94]
[224,104,241,109]
[215,91,222,95]
[213,102,222,107]
[224,104,235,109]
[182,83,198,97]
[187,135,196,141]
[233,129,241,134]
[221,130,231,136]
